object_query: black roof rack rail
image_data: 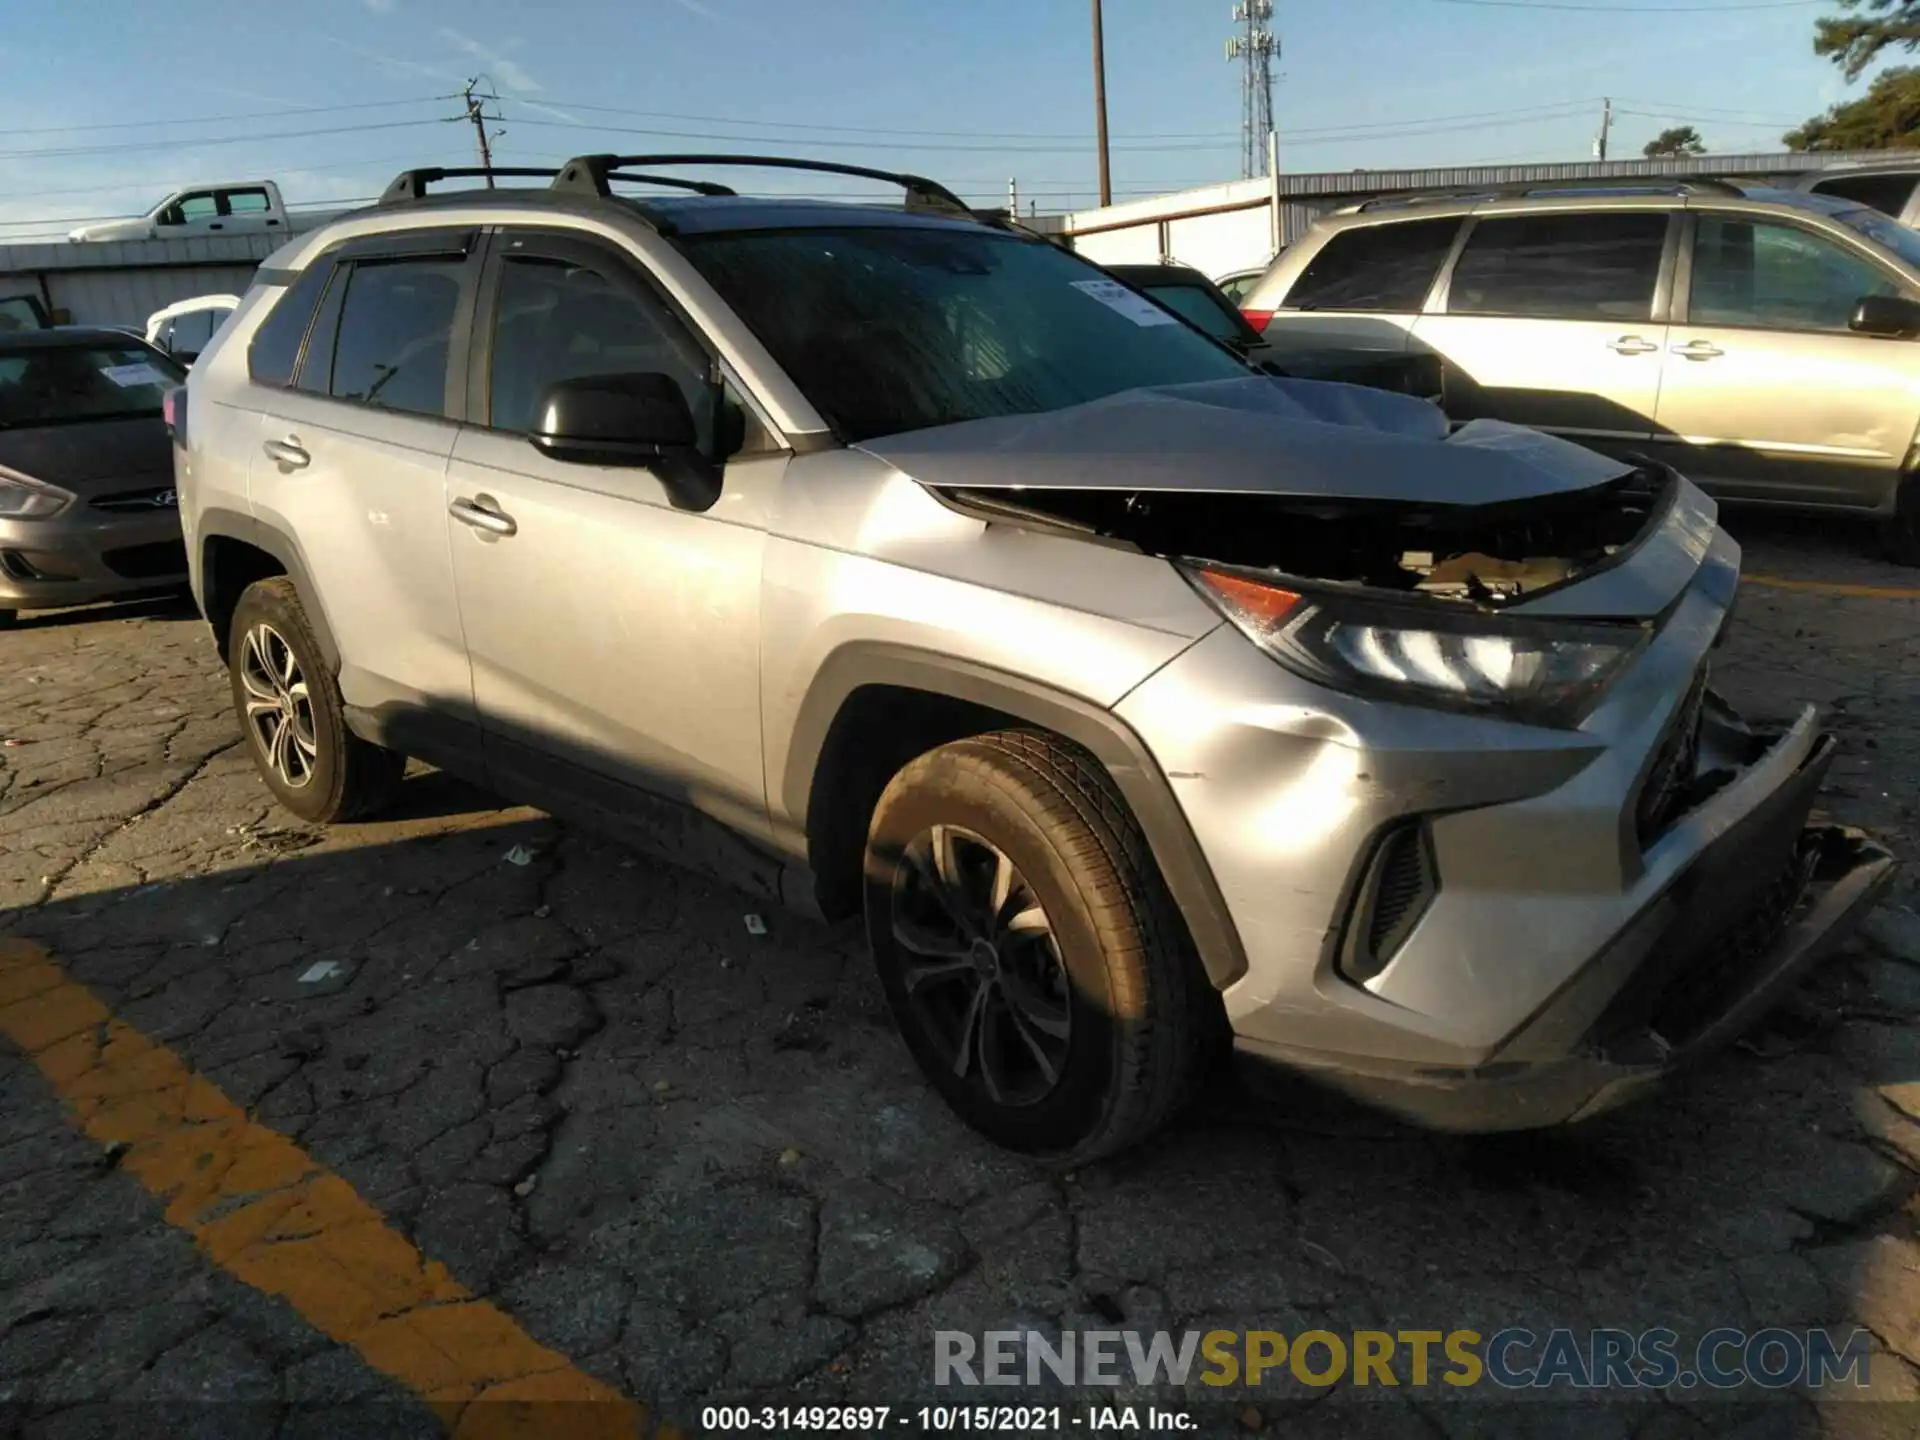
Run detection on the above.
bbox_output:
[379,166,561,204]
[600,171,738,197]
[550,153,975,217]
[1349,175,1747,212]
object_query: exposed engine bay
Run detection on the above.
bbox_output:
[940,467,1672,610]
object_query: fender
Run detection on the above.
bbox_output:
[781,642,1248,989]
[194,506,342,672]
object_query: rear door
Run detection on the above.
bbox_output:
[1411,208,1674,463]
[247,229,481,763]
[1652,211,1920,508]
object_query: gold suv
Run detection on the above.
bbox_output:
[1243,178,1920,562]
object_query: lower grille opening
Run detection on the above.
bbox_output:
[1635,670,1708,846]
[101,540,187,580]
[1341,822,1440,985]
[0,549,76,582]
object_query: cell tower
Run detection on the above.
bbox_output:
[1226,1,1277,179]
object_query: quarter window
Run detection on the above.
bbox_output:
[1448,212,1669,322]
[1283,218,1460,313]
[486,251,715,447]
[247,263,334,388]
[1689,217,1901,332]
[325,258,463,418]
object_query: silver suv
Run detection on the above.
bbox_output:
[1243,179,1920,562]
[174,156,1895,1160]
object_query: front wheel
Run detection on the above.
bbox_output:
[227,577,404,824]
[864,731,1216,1164]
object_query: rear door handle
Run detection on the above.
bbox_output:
[449,495,517,537]
[1607,335,1660,355]
[1672,340,1724,360]
[262,437,309,471]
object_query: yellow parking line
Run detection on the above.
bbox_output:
[1743,573,1920,601]
[0,939,660,1440]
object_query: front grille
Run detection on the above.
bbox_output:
[1642,837,1819,1047]
[91,485,178,513]
[1342,823,1439,984]
[101,540,187,579]
[1635,670,1708,845]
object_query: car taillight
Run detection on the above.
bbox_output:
[163,386,186,445]
[1240,309,1274,332]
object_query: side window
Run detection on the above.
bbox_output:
[247,262,335,387]
[1809,173,1917,220]
[1690,217,1900,332]
[153,320,176,352]
[171,309,218,356]
[165,193,218,226]
[1283,218,1460,313]
[486,250,715,448]
[224,189,272,216]
[327,258,464,417]
[1449,212,1669,322]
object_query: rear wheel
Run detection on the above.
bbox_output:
[227,577,404,823]
[864,730,1216,1164]
[1882,474,1920,567]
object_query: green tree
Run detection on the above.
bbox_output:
[1785,65,1920,149]
[1642,125,1707,157]
[1815,0,1920,81]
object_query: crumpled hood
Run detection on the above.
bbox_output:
[856,376,1635,506]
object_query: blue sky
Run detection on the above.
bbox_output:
[0,0,1873,238]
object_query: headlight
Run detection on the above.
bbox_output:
[1184,565,1645,726]
[0,474,73,520]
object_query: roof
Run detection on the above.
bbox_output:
[627,194,997,236]
[1104,263,1213,285]
[0,326,162,352]
[1323,180,1887,226]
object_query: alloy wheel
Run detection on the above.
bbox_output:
[889,824,1072,1107]
[239,622,319,790]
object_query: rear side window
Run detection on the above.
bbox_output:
[325,258,463,418]
[1810,173,1918,220]
[247,264,334,387]
[1284,218,1460,312]
[1449,212,1669,321]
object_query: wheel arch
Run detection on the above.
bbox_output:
[784,644,1248,989]
[197,510,340,670]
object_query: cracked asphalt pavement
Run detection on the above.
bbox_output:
[6,511,1920,1438]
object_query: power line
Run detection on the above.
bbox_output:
[0,95,452,137]
[0,118,450,163]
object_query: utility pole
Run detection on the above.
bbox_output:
[462,77,502,184]
[1009,177,1019,217]
[1091,0,1112,207]
[1594,97,1612,162]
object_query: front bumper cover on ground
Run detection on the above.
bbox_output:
[1235,733,1899,1132]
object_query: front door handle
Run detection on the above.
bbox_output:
[449,495,517,537]
[1607,335,1660,355]
[262,437,309,471]
[1672,340,1725,361]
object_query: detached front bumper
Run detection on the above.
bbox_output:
[1234,730,1897,1131]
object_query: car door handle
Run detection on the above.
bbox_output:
[1607,335,1660,355]
[1672,340,1724,360]
[262,437,309,471]
[449,495,517,537]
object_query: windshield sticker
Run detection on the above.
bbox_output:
[99,362,165,388]
[1071,279,1179,327]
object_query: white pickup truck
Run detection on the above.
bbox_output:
[68,181,295,243]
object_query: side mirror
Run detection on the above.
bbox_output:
[1850,294,1920,338]
[528,372,719,509]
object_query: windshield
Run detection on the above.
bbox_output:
[1142,283,1250,343]
[1834,206,1920,271]
[0,344,183,429]
[676,225,1251,442]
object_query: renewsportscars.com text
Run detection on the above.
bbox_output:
[934,1327,1874,1392]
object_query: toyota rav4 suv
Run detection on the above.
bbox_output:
[174,156,1896,1161]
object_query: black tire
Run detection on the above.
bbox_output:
[1883,476,1920,567]
[864,730,1218,1164]
[227,577,404,824]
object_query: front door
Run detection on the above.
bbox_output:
[247,232,480,762]
[444,228,775,833]
[1652,213,1920,509]
[1412,209,1674,465]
